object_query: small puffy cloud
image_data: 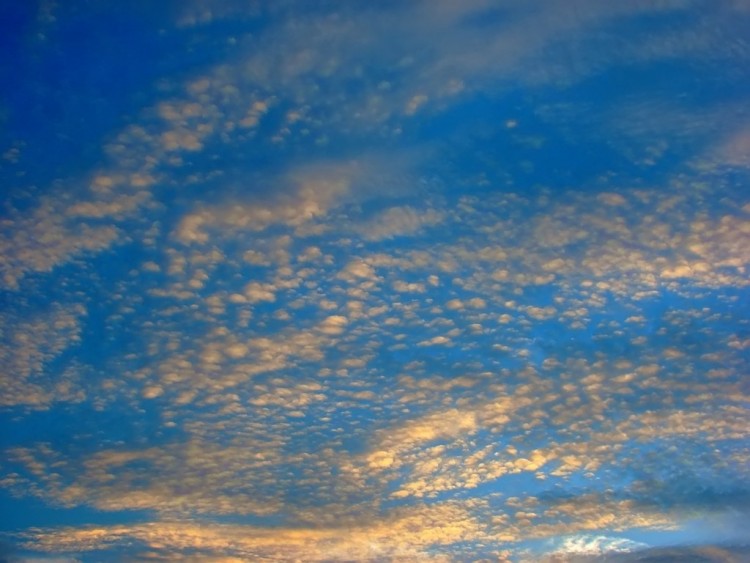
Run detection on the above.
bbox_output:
[243,282,276,303]
[338,260,377,281]
[660,263,694,279]
[417,335,451,346]
[445,298,464,310]
[541,258,570,273]
[317,315,349,335]
[393,280,426,293]
[142,385,164,399]
[466,297,486,309]
[525,306,556,320]
[224,343,249,359]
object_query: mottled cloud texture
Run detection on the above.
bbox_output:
[1,0,749,561]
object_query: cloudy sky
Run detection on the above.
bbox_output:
[1,1,749,561]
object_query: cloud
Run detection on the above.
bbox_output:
[354,205,444,241]
[0,303,87,408]
[15,500,491,560]
[3,2,750,560]
[4,439,285,517]
[713,123,750,167]
[0,198,121,290]
[174,161,356,244]
[243,281,276,303]
[365,407,478,473]
[317,315,349,335]
[338,259,378,281]
[547,534,649,558]
[552,544,750,562]
[417,335,451,346]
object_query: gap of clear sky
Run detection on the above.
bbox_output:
[1,1,749,561]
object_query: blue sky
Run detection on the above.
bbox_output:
[1,1,749,561]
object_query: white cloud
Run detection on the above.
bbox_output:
[549,534,648,557]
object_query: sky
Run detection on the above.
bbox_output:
[1,1,749,561]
